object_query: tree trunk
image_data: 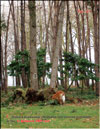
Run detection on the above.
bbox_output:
[21,0,27,88]
[86,3,91,88]
[92,1,99,96]
[4,2,12,93]
[0,25,1,90]
[1,41,5,90]
[86,3,91,62]
[28,1,38,90]
[50,2,65,88]
[1,43,3,90]
[98,1,100,96]
[68,1,74,54]
[81,1,85,58]
[51,2,59,62]
[95,1,100,96]
[74,1,81,57]
[65,1,70,90]
[0,18,4,90]
[10,1,20,87]
[59,47,64,86]
[16,1,20,86]
[43,1,51,86]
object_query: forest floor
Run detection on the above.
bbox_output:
[1,87,99,128]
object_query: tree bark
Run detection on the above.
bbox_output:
[92,1,99,96]
[86,3,91,62]
[59,46,64,86]
[98,0,100,96]
[65,1,70,90]
[10,1,20,86]
[28,1,38,90]
[78,1,85,58]
[21,0,27,88]
[51,2,59,62]
[82,1,85,58]
[0,19,1,90]
[0,42,3,90]
[16,0,20,86]
[1,37,4,90]
[85,2,91,88]
[74,1,81,57]
[4,2,12,93]
[50,1,65,88]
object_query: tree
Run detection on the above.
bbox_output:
[51,1,59,63]
[0,36,1,89]
[91,1,99,96]
[28,1,38,90]
[64,1,70,90]
[50,1,65,88]
[7,48,51,88]
[4,2,12,93]
[10,1,20,86]
[99,0,100,96]
[0,19,7,90]
[85,2,91,88]
[74,1,81,57]
[21,0,27,88]
[78,1,85,58]
[61,52,99,92]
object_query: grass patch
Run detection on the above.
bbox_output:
[67,87,98,100]
[1,86,99,128]
[1,104,99,128]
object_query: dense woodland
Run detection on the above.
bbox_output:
[0,1,100,128]
[0,0,100,96]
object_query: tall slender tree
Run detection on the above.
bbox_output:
[91,1,99,96]
[0,1,2,90]
[21,0,27,88]
[51,1,59,63]
[28,0,38,90]
[65,1,70,90]
[50,1,65,88]
[74,1,81,57]
[4,2,12,93]
[99,0,100,96]
[11,1,20,86]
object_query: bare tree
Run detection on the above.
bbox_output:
[50,1,65,88]
[65,1,70,90]
[51,1,59,63]
[74,1,81,56]
[21,0,28,88]
[91,1,99,96]
[78,1,85,58]
[68,1,74,54]
[99,0,100,96]
[4,2,12,93]
[10,1,20,86]
[42,1,51,86]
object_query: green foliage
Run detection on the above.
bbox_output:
[86,0,92,8]
[1,96,13,107]
[37,48,51,81]
[57,85,65,91]
[0,19,7,31]
[7,50,30,76]
[45,99,59,105]
[66,87,98,100]
[37,101,45,106]
[58,52,99,83]
[7,48,51,86]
